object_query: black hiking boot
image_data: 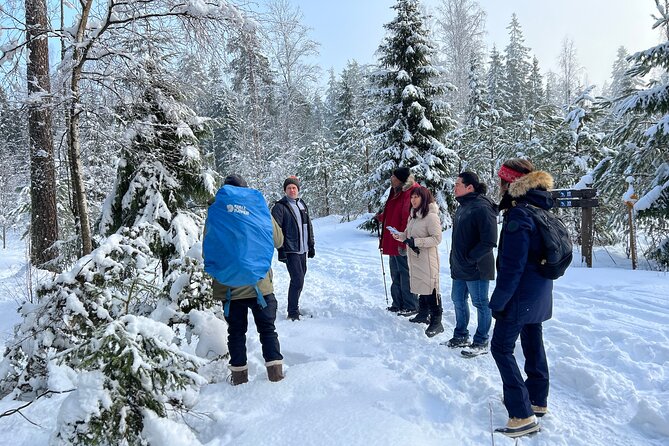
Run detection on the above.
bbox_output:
[442,336,470,348]
[424,292,443,337]
[409,295,430,324]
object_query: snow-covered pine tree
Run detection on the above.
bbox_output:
[368,0,458,224]
[0,87,28,247]
[503,13,532,125]
[225,19,278,194]
[599,1,669,267]
[332,61,375,218]
[459,54,504,191]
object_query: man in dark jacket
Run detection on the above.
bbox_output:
[271,176,315,321]
[376,167,420,315]
[445,172,498,356]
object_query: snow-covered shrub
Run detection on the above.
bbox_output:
[0,227,158,396]
[51,315,206,446]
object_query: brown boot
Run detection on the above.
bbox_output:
[266,360,284,382]
[229,365,248,386]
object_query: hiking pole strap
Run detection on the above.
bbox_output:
[224,288,232,317]
[254,285,267,309]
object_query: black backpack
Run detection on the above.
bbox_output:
[517,203,573,279]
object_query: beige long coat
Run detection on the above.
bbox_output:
[398,202,442,296]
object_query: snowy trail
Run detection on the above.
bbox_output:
[0,218,667,445]
[188,216,669,446]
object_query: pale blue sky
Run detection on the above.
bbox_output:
[293,0,661,88]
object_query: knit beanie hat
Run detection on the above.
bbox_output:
[224,174,248,188]
[393,167,411,183]
[497,165,527,183]
[283,176,300,191]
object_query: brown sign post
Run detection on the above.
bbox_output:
[550,188,599,268]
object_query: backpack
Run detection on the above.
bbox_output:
[203,185,274,312]
[517,203,573,280]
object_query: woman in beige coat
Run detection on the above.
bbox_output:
[392,186,444,337]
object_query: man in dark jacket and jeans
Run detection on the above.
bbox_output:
[271,176,315,321]
[445,172,498,356]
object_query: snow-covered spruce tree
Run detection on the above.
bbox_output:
[98,55,219,317]
[51,315,206,445]
[598,1,669,267]
[503,14,532,125]
[367,0,458,225]
[225,18,278,193]
[0,55,222,442]
[336,62,376,218]
[458,54,504,191]
[540,86,604,188]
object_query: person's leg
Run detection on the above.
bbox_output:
[396,254,418,311]
[425,290,444,337]
[490,318,533,419]
[224,299,250,368]
[251,293,283,363]
[285,253,306,317]
[450,279,470,339]
[521,323,549,409]
[468,279,492,345]
[388,255,403,310]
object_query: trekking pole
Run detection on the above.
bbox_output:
[374,218,389,306]
[380,249,389,306]
[489,400,495,446]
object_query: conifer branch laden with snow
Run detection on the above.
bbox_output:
[367,0,458,225]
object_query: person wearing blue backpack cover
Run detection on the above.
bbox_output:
[489,159,555,438]
[204,174,285,386]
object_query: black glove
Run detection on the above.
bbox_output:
[277,248,287,263]
[308,247,315,258]
[403,238,420,255]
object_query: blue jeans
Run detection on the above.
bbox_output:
[225,293,283,367]
[389,255,417,311]
[451,279,492,344]
[491,320,549,418]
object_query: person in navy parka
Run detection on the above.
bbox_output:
[489,158,555,438]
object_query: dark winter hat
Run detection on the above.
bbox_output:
[393,167,411,183]
[224,174,248,188]
[283,176,300,191]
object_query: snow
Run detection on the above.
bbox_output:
[0,218,668,445]
[635,180,669,211]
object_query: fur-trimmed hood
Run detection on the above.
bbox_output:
[509,170,554,198]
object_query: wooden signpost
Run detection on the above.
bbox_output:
[550,188,599,268]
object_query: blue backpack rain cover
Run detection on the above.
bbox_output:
[203,185,274,288]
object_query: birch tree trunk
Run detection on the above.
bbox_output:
[67,0,94,256]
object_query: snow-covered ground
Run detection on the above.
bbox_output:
[0,217,667,446]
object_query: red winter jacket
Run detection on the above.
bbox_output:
[377,177,420,256]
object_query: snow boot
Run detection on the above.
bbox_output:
[409,295,430,324]
[425,293,444,338]
[495,416,540,438]
[532,405,548,417]
[229,365,248,386]
[266,360,284,382]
